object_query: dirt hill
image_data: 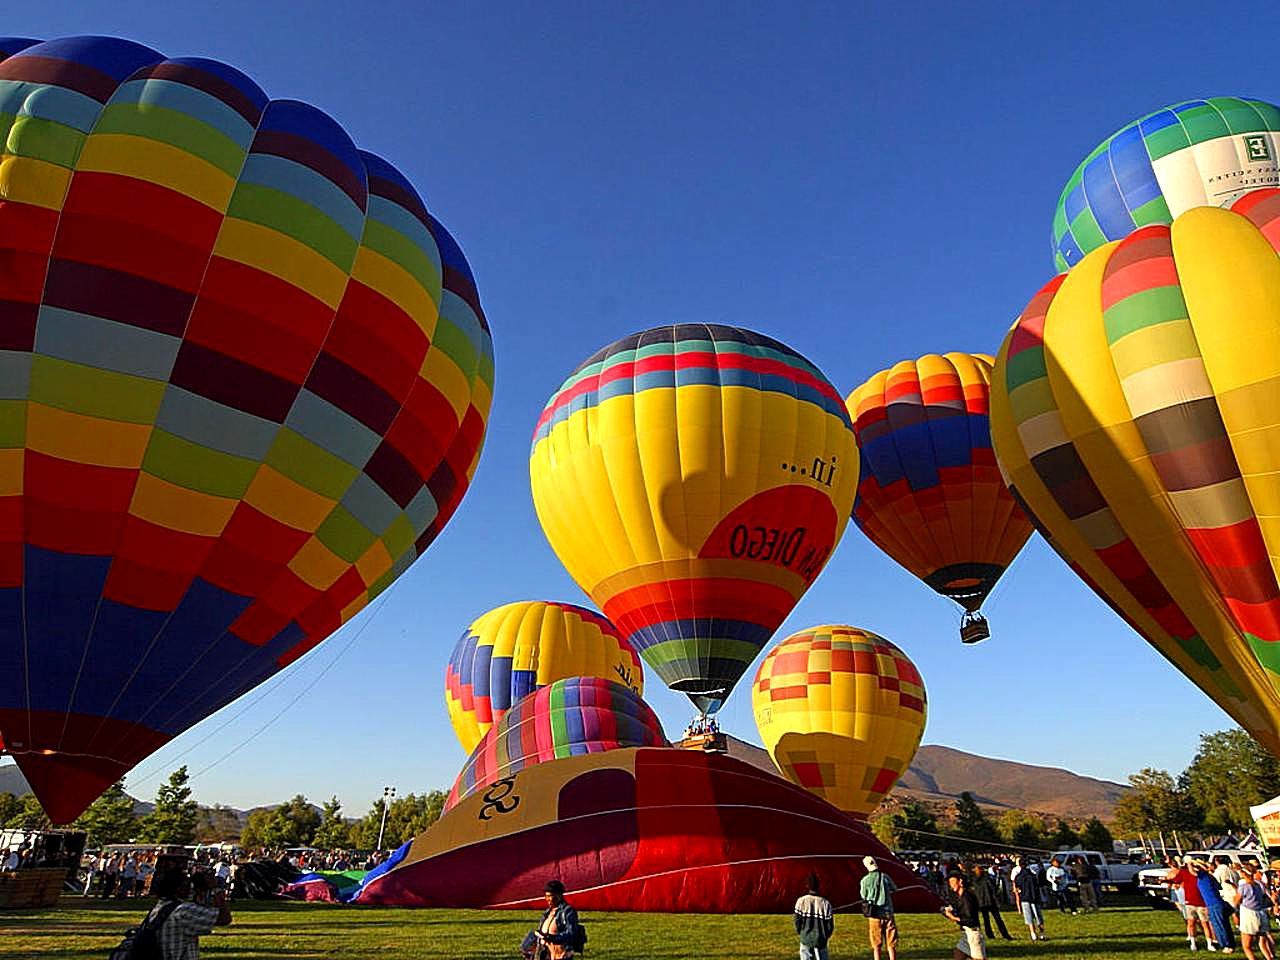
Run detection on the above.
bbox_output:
[726,739,1125,823]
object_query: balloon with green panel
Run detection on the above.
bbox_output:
[1051,97,1280,272]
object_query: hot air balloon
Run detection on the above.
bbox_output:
[1052,97,1280,272]
[355,747,939,913]
[752,625,927,818]
[445,676,666,811]
[0,36,494,822]
[529,324,857,715]
[846,354,1034,642]
[445,601,643,752]
[992,191,1280,755]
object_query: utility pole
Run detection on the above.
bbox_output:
[376,785,396,851]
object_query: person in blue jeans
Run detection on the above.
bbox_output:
[794,873,835,960]
[1196,860,1237,953]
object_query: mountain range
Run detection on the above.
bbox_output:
[1,741,1127,824]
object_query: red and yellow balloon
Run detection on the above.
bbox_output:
[752,625,927,818]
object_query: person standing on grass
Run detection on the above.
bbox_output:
[146,869,232,960]
[1045,857,1074,914]
[1196,860,1237,953]
[1013,857,1047,941]
[1235,866,1275,960]
[1071,855,1098,913]
[944,871,987,959]
[970,863,1013,940]
[1167,856,1217,952]
[532,879,581,960]
[860,856,897,960]
[795,872,835,960]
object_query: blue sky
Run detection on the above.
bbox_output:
[4,1,1274,813]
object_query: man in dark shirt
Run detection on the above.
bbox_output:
[943,872,987,960]
[1013,859,1046,941]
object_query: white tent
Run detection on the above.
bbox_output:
[1250,796,1280,850]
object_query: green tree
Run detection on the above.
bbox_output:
[0,792,21,826]
[869,812,897,848]
[952,792,1000,848]
[239,808,274,850]
[195,804,242,842]
[998,809,1046,848]
[1051,820,1080,850]
[137,766,199,844]
[1080,817,1114,852]
[313,797,351,849]
[8,793,50,830]
[1183,729,1280,832]
[258,795,321,848]
[1113,768,1203,837]
[73,781,137,846]
[889,800,939,850]
[349,790,449,849]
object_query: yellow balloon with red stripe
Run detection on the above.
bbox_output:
[752,625,927,818]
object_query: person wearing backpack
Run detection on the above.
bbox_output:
[530,879,582,959]
[859,857,897,960]
[138,868,231,960]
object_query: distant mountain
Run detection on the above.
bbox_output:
[724,738,1125,823]
[0,762,28,798]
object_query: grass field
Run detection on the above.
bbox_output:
[0,895,1217,959]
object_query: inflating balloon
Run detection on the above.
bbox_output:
[0,36,494,822]
[445,601,643,752]
[993,192,1280,755]
[356,747,939,913]
[1052,97,1280,272]
[445,676,666,810]
[752,625,927,818]
[530,324,857,715]
[846,353,1033,642]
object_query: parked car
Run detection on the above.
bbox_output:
[1052,849,1150,892]
[1137,849,1266,905]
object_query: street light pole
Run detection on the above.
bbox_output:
[376,785,396,851]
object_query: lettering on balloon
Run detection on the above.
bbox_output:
[478,776,520,820]
[699,485,840,586]
[613,663,639,692]
[778,454,838,487]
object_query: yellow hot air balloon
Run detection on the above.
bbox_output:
[752,625,927,818]
[991,190,1280,755]
[530,324,858,714]
[444,601,643,752]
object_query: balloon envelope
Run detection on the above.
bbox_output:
[355,747,939,913]
[846,353,1033,617]
[993,192,1280,754]
[445,677,666,810]
[0,36,494,822]
[1052,97,1280,272]
[445,601,643,752]
[753,625,927,817]
[529,324,857,713]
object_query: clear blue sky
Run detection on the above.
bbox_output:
[3,1,1272,814]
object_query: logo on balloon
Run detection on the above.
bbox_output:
[1245,135,1275,163]
[478,777,521,821]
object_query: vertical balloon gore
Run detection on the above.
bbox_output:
[0,36,494,822]
[529,324,858,714]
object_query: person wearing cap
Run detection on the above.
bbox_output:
[794,872,835,960]
[943,871,987,959]
[1196,859,1237,953]
[859,856,898,960]
[1233,865,1274,960]
[530,880,580,960]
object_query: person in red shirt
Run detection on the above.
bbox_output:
[1165,857,1216,951]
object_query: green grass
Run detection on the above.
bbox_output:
[0,895,1210,959]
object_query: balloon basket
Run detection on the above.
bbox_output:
[960,612,990,645]
[678,731,728,753]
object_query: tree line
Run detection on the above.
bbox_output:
[1111,728,1280,840]
[0,766,449,851]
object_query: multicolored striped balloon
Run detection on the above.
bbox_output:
[752,625,927,818]
[0,36,494,822]
[1052,97,1280,272]
[444,677,666,811]
[444,600,643,753]
[846,354,1033,625]
[993,192,1280,755]
[529,324,857,715]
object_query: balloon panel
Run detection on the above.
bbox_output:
[847,353,1033,611]
[529,324,857,712]
[356,747,940,913]
[752,625,926,817]
[994,193,1280,754]
[444,600,643,752]
[1052,97,1280,272]
[445,676,665,810]
[0,36,494,822]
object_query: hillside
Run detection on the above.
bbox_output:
[726,738,1124,823]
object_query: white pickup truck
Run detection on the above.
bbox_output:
[1137,849,1268,905]
[1051,849,1149,891]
